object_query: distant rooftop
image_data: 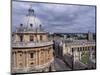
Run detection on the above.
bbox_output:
[64,40,95,47]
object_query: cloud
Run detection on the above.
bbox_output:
[12,1,96,33]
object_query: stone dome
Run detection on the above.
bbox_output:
[21,15,42,29]
[19,7,42,30]
[16,7,46,33]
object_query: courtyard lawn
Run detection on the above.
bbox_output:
[80,53,89,64]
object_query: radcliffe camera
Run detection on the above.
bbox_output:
[11,0,96,74]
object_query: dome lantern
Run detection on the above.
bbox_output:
[17,5,43,32]
[27,5,34,16]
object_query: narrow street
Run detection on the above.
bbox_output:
[53,57,71,71]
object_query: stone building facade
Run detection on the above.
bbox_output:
[63,40,96,62]
[62,40,96,69]
[53,33,96,69]
[11,7,54,73]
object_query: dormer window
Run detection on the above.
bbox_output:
[20,24,23,27]
[30,24,33,27]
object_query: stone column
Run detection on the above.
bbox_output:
[37,51,39,66]
[26,51,29,70]
[45,49,47,64]
[38,51,40,65]
[43,50,45,65]
[41,50,44,65]
[13,52,16,68]
[23,51,26,68]
[15,51,17,69]
[35,51,38,65]
[45,50,47,63]
[34,51,37,66]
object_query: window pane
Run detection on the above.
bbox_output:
[30,53,34,58]
[30,35,34,41]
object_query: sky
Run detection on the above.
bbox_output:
[12,1,96,33]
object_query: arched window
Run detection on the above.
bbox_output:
[20,35,23,42]
[30,53,34,58]
[77,47,79,51]
[40,35,43,41]
[19,63,23,67]
[30,35,34,42]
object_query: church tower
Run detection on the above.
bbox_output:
[88,31,93,41]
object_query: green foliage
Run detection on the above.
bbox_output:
[80,52,89,64]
